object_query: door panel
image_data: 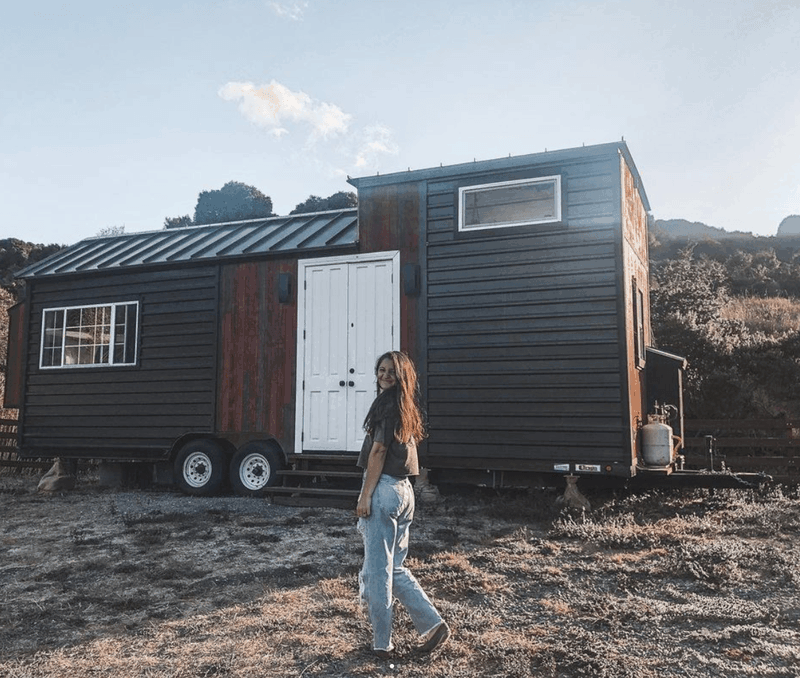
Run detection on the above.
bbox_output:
[300,255,397,452]
[303,264,349,450]
[347,261,395,450]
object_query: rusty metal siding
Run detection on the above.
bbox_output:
[20,266,219,458]
[621,155,652,465]
[357,183,423,362]
[3,301,26,409]
[217,259,297,452]
[423,154,629,472]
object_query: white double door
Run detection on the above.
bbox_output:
[297,252,399,453]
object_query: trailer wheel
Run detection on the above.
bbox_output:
[230,442,283,497]
[174,439,227,496]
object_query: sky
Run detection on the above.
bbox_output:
[2,0,799,245]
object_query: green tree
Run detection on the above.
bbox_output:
[650,245,729,327]
[0,238,65,300]
[193,181,274,225]
[164,215,194,229]
[290,191,357,215]
[96,225,125,237]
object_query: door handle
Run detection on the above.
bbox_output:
[348,381,355,387]
[339,381,346,387]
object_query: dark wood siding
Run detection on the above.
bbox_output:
[217,259,296,452]
[423,155,631,472]
[21,266,218,458]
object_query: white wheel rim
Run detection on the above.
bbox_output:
[239,453,271,490]
[183,452,213,488]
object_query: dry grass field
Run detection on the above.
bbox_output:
[1,470,799,678]
[720,297,800,337]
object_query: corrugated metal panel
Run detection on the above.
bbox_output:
[17,209,358,279]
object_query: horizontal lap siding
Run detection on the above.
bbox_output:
[424,156,626,468]
[22,267,218,456]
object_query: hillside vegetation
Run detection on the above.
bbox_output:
[651,222,800,420]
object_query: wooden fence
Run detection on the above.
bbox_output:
[683,419,799,483]
[0,417,50,472]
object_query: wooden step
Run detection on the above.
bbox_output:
[277,469,361,478]
[287,453,359,462]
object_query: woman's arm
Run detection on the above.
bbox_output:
[356,440,388,518]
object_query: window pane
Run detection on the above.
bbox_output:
[113,303,137,365]
[41,302,137,368]
[462,179,558,230]
[124,304,138,363]
[42,310,64,366]
[63,306,111,365]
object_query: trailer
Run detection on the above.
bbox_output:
[5,141,692,496]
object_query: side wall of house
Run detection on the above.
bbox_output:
[621,154,651,466]
[422,152,630,475]
[20,266,219,458]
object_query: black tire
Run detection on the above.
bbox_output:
[229,442,283,497]
[174,439,227,496]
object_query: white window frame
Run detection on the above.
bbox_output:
[39,301,139,369]
[458,175,562,232]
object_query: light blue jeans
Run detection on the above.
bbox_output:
[358,474,443,652]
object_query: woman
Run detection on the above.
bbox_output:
[356,351,451,659]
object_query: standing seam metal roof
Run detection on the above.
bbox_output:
[17,209,359,279]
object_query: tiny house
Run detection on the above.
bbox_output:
[5,141,684,495]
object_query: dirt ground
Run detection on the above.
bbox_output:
[1,469,799,678]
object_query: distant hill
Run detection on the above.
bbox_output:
[650,218,800,262]
[653,219,755,241]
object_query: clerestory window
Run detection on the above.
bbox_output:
[458,176,561,232]
[40,302,139,369]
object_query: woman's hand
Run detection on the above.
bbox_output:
[356,492,372,518]
[356,440,387,518]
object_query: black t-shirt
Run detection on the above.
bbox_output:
[357,417,420,477]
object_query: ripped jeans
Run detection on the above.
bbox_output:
[357,474,443,652]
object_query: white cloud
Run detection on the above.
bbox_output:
[354,124,399,169]
[218,80,351,141]
[219,80,401,179]
[269,1,308,21]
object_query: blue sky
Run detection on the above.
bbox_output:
[2,0,798,244]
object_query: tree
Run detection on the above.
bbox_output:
[96,225,125,237]
[650,245,729,328]
[164,215,194,229]
[0,238,65,300]
[290,191,357,215]
[193,181,274,225]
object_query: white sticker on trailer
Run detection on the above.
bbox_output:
[553,464,571,472]
[576,464,602,473]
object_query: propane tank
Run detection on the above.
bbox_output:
[642,420,674,466]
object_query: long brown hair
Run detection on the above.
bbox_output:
[363,351,427,443]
